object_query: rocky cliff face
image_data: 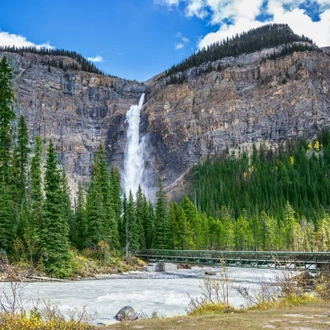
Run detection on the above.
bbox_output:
[3,48,330,197]
[5,51,146,192]
[143,49,330,191]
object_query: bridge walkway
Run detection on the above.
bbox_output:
[135,249,330,271]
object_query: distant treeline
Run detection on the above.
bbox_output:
[191,131,330,223]
[0,46,118,77]
[164,24,316,84]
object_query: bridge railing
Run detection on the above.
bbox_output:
[135,249,330,271]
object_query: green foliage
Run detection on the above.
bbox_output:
[72,182,87,250]
[125,191,140,253]
[16,115,30,198]
[154,179,171,249]
[0,56,15,182]
[85,142,119,250]
[170,131,330,251]
[41,140,72,277]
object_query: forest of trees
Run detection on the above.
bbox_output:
[164,23,316,84]
[1,54,330,278]
[0,55,176,277]
[0,45,117,77]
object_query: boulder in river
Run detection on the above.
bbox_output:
[205,271,217,276]
[114,306,138,321]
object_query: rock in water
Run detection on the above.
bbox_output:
[205,271,217,276]
[114,306,138,321]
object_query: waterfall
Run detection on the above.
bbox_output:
[123,93,146,197]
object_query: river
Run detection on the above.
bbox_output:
[1,266,279,325]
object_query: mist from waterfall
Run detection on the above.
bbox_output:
[123,93,146,197]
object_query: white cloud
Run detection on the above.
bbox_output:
[158,0,330,48]
[154,0,180,6]
[0,30,54,49]
[175,42,185,49]
[175,32,190,50]
[87,55,103,63]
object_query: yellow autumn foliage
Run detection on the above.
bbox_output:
[0,313,94,330]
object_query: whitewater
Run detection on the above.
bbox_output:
[7,267,277,325]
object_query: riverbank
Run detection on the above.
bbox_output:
[0,253,147,282]
[103,300,330,330]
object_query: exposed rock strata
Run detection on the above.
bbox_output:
[5,52,146,191]
[2,48,330,195]
[144,49,330,189]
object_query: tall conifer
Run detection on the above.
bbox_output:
[41,140,71,277]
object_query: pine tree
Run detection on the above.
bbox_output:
[0,183,15,254]
[59,170,74,247]
[182,196,204,249]
[96,143,119,249]
[73,182,87,249]
[110,165,122,238]
[145,201,155,249]
[0,56,15,182]
[0,56,16,256]
[41,140,71,277]
[86,172,105,247]
[16,115,30,201]
[86,142,119,249]
[219,206,235,250]
[135,185,146,249]
[125,191,139,253]
[154,179,171,249]
[169,202,194,250]
[30,136,43,236]
[13,115,30,249]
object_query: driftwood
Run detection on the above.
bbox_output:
[25,276,68,282]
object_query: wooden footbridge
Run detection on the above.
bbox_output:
[135,249,330,271]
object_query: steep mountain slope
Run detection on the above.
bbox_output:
[5,51,146,190]
[144,49,330,190]
[2,24,330,195]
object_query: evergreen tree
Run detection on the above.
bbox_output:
[60,170,74,248]
[110,165,122,246]
[0,56,15,182]
[16,115,30,201]
[86,172,105,247]
[135,185,146,249]
[0,184,15,254]
[169,202,194,250]
[85,142,119,249]
[0,56,16,256]
[145,201,155,249]
[154,179,171,249]
[73,182,87,249]
[125,191,139,253]
[41,140,71,277]
[182,196,204,249]
[30,136,43,236]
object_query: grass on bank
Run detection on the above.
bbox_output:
[104,300,330,330]
[104,266,330,330]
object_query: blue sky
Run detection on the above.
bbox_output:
[1,0,329,81]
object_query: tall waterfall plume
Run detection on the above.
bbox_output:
[123,93,146,197]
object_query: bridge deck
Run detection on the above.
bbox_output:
[136,250,330,271]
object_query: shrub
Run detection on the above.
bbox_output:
[187,260,237,315]
[0,282,96,329]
